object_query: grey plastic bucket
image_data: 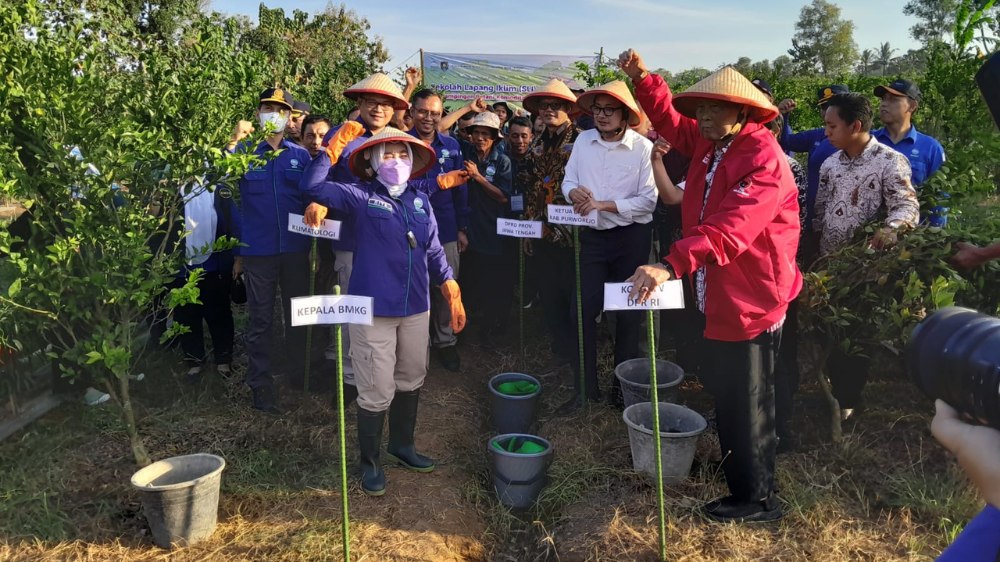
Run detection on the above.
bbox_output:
[622,402,706,484]
[614,358,684,409]
[489,373,541,435]
[489,434,552,509]
[130,453,226,549]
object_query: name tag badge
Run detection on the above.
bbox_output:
[510,195,524,212]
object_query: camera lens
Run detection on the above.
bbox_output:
[905,307,1000,429]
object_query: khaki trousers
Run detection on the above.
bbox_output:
[350,311,430,412]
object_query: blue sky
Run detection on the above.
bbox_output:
[209,0,922,74]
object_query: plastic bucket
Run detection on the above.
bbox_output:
[622,402,706,484]
[130,453,226,549]
[614,358,684,409]
[489,373,541,435]
[489,434,552,509]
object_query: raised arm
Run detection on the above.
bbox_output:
[438,98,488,134]
[619,49,702,158]
[651,138,683,205]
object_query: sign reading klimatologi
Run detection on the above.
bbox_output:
[290,295,374,327]
[603,281,685,311]
[288,213,341,240]
[547,204,598,227]
[497,218,543,238]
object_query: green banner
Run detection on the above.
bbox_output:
[423,52,595,110]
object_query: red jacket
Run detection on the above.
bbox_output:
[636,73,802,342]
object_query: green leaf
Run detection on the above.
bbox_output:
[7,278,21,298]
[84,350,103,364]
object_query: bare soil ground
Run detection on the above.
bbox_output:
[0,310,984,561]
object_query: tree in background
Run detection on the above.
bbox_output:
[858,49,875,75]
[242,4,389,118]
[788,0,859,75]
[904,0,962,44]
[0,0,388,466]
[877,42,898,76]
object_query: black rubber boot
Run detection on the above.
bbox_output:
[384,390,436,473]
[356,407,386,496]
[340,382,358,406]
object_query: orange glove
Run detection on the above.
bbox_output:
[304,202,328,227]
[437,170,469,191]
[441,280,466,333]
[325,121,365,165]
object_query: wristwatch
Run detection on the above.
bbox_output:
[660,260,676,279]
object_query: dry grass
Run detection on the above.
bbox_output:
[0,312,985,561]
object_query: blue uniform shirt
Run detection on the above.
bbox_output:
[782,127,838,229]
[460,139,512,257]
[234,139,311,256]
[408,129,468,244]
[300,155,454,317]
[937,505,1000,562]
[873,125,945,187]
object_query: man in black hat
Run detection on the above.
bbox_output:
[777,84,849,232]
[226,88,319,414]
[750,78,774,102]
[288,100,312,144]
[872,79,945,187]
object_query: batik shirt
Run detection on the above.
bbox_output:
[787,155,808,231]
[695,143,730,314]
[814,136,918,254]
[519,122,581,247]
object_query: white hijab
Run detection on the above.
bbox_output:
[369,143,413,198]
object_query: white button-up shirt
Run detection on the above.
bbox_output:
[561,128,657,230]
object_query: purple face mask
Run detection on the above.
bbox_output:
[377,157,412,188]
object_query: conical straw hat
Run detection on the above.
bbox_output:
[344,73,410,111]
[673,66,779,124]
[522,78,578,114]
[348,127,435,180]
[575,80,642,127]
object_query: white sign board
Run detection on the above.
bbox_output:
[547,204,597,227]
[603,281,685,311]
[290,295,374,327]
[497,218,543,239]
[288,213,341,240]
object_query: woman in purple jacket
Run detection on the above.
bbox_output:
[301,124,467,496]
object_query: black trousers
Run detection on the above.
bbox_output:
[535,239,575,362]
[774,299,801,437]
[571,222,652,398]
[174,270,234,366]
[242,253,324,390]
[701,325,781,502]
[460,248,515,335]
[827,348,870,409]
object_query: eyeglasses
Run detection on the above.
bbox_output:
[591,105,623,117]
[536,101,567,112]
[413,108,443,119]
[361,98,395,110]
